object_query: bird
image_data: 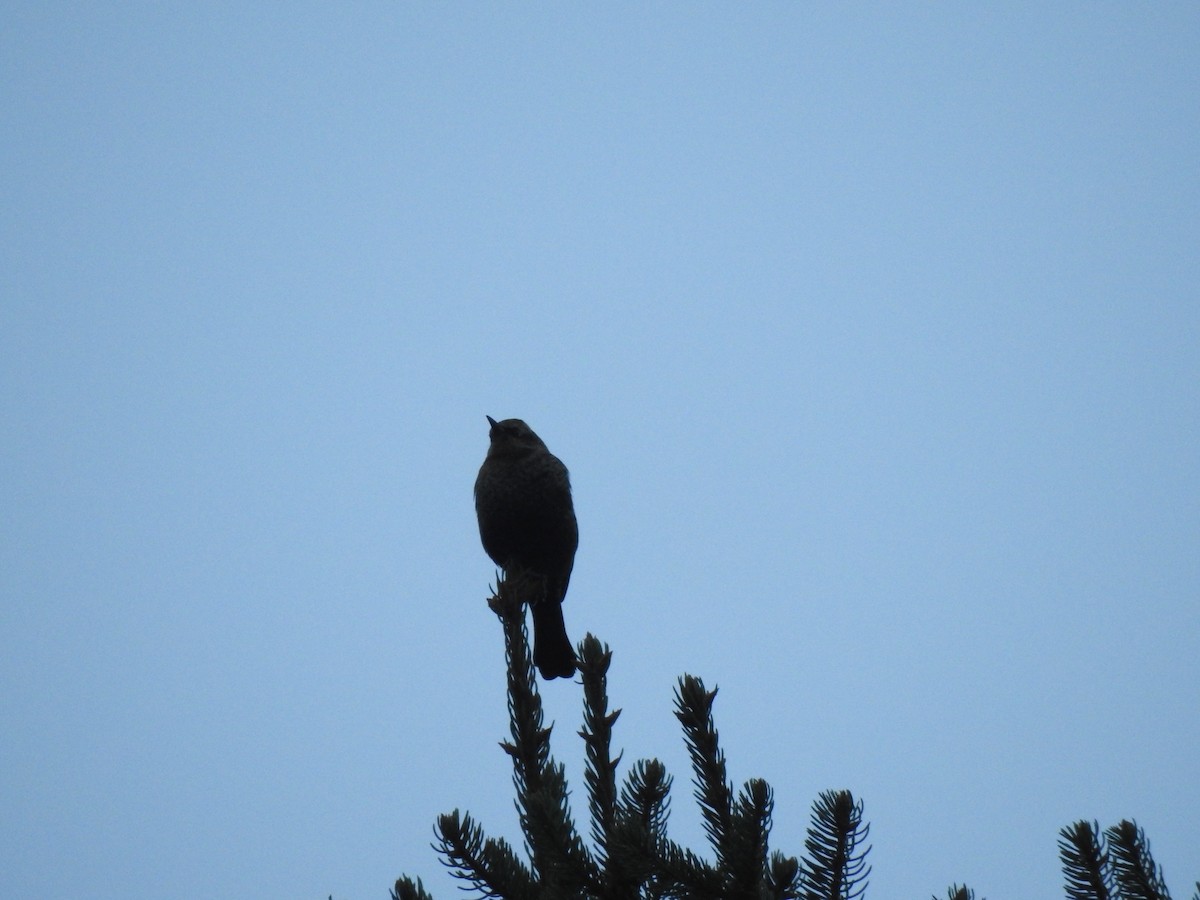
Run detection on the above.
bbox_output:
[474,416,579,679]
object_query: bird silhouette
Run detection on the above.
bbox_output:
[474,416,578,679]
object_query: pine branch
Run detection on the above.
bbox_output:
[616,757,720,900]
[934,885,976,900]
[522,760,598,897]
[726,778,774,898]
[799,790,871,900]
[490,575,597,894]
[489,574,550,802]
[619,758,672,841]
[654,839,724,899]
[433,810,534,900]
[579,634,646,898]
[1106,820,1171,900]
[392,875,435,900]
[766,850,803,900]
[1059,820,1114,900]
[605,759,674,897]
[578,634,622,863]
[674,675,734,868]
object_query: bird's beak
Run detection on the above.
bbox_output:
[486,415,498,429]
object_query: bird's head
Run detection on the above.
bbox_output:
[486,416,549,456]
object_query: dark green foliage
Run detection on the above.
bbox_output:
[579,635,621,868]
[1060,820,1114,900]
[1106,820,1170,900]
[672,675,794,899]
[673,677,734,873]
[1059,818,1190,900]
[800,790,870,900]
[934,885,977,900]
[393,574,844,899]
[392,875,435,900]
[608,758,673,895]
[390,573,1191,900]
[489,578,596,897]
[767,850,803,899]
[431,810,533,900]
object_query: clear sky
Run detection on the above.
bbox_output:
[3,5,1197,899]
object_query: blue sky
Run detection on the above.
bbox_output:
[3,5,1197,899]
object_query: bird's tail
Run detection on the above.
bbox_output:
[530,595,576,680]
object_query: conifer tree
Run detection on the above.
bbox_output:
[390,574,1193,900]
[1059,819,1192,900]
[392,574,868,900]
